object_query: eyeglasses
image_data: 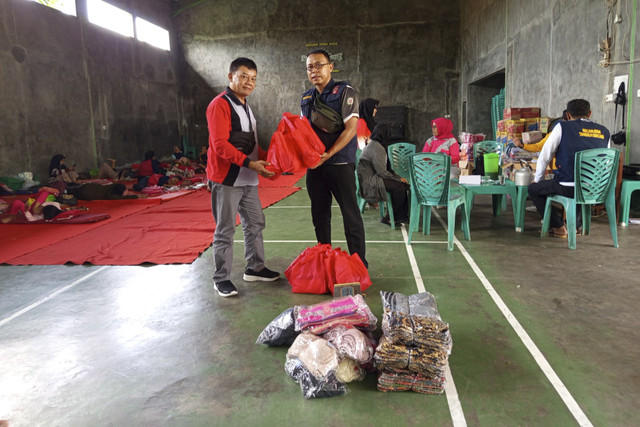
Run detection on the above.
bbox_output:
[306,62,331,72]
[237,73,257,83]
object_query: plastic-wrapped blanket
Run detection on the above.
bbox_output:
[374,335,449,378]
[255,307,299,346]
[322,324,375,364]
[295,294,377,334]
[287,333,341,379]
[377,369,445,394]
[285,357,347,399]
[380,291,452,351]
[335,357,366,383]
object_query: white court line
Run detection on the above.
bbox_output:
[429,209,593,427]
[0,266,108,328]
[257,240,446,244]
[400,224,467,427]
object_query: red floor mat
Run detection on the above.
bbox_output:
[1,185,300,265]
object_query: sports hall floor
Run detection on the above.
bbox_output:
[1,176,639,426]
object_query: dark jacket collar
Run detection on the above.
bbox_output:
[225,87,245,105]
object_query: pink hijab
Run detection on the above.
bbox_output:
[431,118,455,141]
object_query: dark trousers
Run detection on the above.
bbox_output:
[307,163,368,267]
[528,180,581,228]
[382,178,410,221]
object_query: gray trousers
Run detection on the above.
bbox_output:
[210,183,266,282]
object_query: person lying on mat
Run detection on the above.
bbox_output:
[67,183,147,201]
[98,158,130,180]
[1,189,66,223]
[206,57,280,298]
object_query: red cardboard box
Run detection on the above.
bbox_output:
[520,108,541,118]
[506,121,524,134]
[503,108,521,120]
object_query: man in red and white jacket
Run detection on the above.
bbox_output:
[206,57,280,297]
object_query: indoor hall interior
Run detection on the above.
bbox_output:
[2,0,640,426]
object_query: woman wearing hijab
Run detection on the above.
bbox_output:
[357,123,410,226]
[357,98,379,149]
[48,154,79,184]
[422,117,461,179]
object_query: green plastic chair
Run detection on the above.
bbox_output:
[472,140,503,165]
[619,180,640,227]
[182,135,197,160]
[355,149,367,214]
[407,153,470,251]
[541,148,619,249]
[387,142,416,181]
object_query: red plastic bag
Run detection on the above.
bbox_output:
[285,244,332,294]
[282,113,325,168]
[331,251,372,293]
[266,113,325,176]
[285,244,372,295]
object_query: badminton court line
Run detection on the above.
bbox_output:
[429,209,593,427]
[0,266,108,329]
[400,224,467,427]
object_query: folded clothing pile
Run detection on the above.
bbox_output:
[256,295,377,399]
[374,291,452,394]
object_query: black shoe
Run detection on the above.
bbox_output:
[380,216,391,226]
[214,280,238,297]
[243,267,280,282]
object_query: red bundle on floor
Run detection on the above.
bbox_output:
[285,243,372,294]
[266,113,325,177]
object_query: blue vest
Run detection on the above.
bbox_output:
[554,119,610,182]
[301,79,356,164]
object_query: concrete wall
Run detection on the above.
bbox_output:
[173,0,461,150]
[460,0,640,163]
[0,0,213,181]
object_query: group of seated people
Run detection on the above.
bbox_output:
[357,100,463,227]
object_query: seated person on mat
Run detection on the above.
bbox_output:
[49,154,79,184]
[67,183,147,200]
[172,145,191,166]
[357,123,410,226]
[133,151,168,191]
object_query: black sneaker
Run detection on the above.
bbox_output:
[214,280,238,297]
[243,267,280,282]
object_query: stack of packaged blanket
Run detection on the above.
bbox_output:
[374,291,452,394]
[256,294,377,399]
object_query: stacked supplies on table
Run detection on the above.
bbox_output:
[256,294,377,399]
[374,291,452,394]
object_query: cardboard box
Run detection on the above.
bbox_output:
[459,160,474,175]
[332,282,362,297]
[522,119,539,132]
[520,107,541,118]
[522,131,543,144]
[503,108,521,120]
[538,117,552,133]
[506,120,524,134]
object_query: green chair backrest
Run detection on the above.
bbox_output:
[410,152,451,207]
[388,142,416,180]
[473,140,503,162]
[574,148,619,205]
